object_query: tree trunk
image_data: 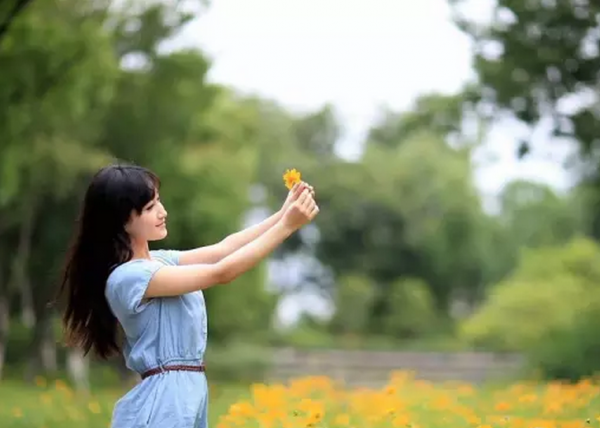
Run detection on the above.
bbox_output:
[0,254,9,380]
[10,196,36,328]
[0,212,17,379]
[25,306,58,379]
[20,282,35,328]
[0,296,8,380]
[66,348,89,393]
[14,193,60,381]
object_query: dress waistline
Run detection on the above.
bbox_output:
[141,364,206,380]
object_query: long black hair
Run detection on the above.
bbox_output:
[57,164,160,359]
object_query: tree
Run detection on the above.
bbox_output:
[498,180,587,248]
[0,0,118,380]
[312,130,488,329]
[368,90,480,150]
[448,0,600,233]
[0,0,35,46]
[460,237,600,380]
[0,0,276,386]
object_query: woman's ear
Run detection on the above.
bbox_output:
[123,217,132,234]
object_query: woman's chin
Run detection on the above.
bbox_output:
[150,228,168,241]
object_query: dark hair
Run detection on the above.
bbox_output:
[56,163,160,359]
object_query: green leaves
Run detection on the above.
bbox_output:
[449,0,600,155]
[0,0,118,206]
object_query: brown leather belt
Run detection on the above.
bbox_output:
[141,364,206,380]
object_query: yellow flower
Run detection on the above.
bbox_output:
[40,393,52,405]
[334,414,350,425]
[35,375,47,388]
[88,401,101,414]
[283,168,301,190]
[208,372,600,428]
[494,401,511,412]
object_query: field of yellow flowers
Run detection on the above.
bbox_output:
[218,372,600,428]
[1,372,599,428]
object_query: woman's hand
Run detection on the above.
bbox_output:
[281,188,319,231]
[282,181,315,213]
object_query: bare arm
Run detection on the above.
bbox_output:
[145,222,294,297]
[145,189,318,298]
[177,210,283,265]
[177,182,312,265]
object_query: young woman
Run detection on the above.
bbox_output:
[57,164,319,428]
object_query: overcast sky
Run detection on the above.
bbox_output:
[168,0,577,323]
[169,0,576,196]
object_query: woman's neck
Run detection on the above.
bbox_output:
[130,238,151,260]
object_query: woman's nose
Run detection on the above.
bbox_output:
[158,202,167,217]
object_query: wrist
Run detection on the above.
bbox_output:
[274,218,297,236]
[275,207,285,219]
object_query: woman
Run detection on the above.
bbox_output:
[57,163,319,428]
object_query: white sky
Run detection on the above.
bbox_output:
[172,0,576,197]
[169,0,578,323]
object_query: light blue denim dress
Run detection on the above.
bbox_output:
[105,249,209,428]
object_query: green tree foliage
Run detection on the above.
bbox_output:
[329,274,376,336]
[449,0,600,152]
[367,90,478,150]
[448,0,600,234]
[314,128,487,324]
[379,277,439,340]
[0,0,278,381]
[498,180,588,248]
[2,0,597,386]
[460,238,600,379]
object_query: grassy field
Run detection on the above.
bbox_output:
[0,376,250,428]
[1,372,599,427]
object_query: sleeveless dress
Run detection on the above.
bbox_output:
[105,249,209,428]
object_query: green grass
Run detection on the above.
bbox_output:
[0,377,249,428]
[3,374,600,428]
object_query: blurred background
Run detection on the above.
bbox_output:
[2,0,600,423]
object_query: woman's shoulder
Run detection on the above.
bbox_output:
[105,258,167,315]
[105,253,179,312]
[107,250,180,286]
[150,249,181,266]
[107,258,157,288]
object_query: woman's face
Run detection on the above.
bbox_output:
[125,193,168,241]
